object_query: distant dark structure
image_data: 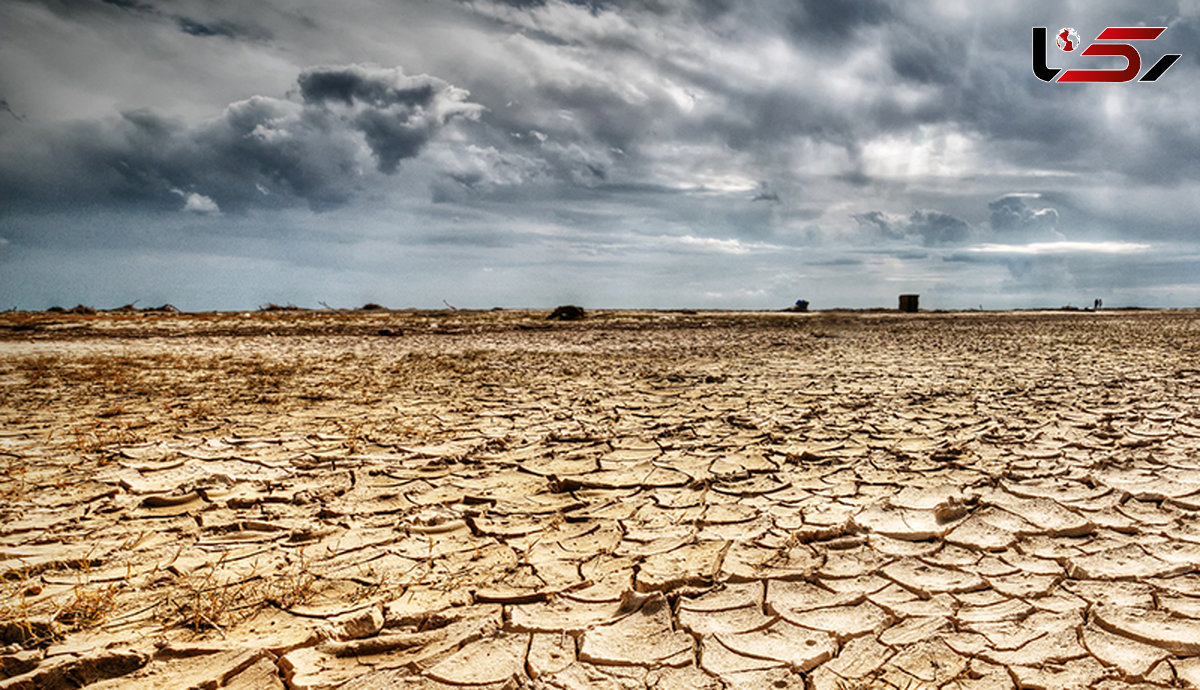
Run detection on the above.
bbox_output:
[790,299,809,312]
[547,305,585,321]
[899,294,919,313]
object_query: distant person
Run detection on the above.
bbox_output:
[1094,298,1102,310]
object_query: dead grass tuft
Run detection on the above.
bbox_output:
[263,553,320,610]
[53,583,118,628]
[169,566,260,634]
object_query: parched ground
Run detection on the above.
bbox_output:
[2,308,1200,689]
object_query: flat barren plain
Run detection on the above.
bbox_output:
[2,308,1200,689]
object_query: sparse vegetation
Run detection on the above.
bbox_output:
[168,558,262,633]
[54,583,118,628]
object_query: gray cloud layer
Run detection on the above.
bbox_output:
[0,63,480,212]
[854,210,972,246]
[1,0,1199,309]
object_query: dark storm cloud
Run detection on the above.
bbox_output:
[853,209,972,246]
[446,1,984,194]
[19,0,1199,199]
[298,65,480,174]
[298,66,439,109]
[170,12,270,41]
[984,195,1060,236]
[10,2,1200,201]
[456,0,957,184]
[886,23,964,86]
[480,0,1194,191]
[175,17,242,39]
[784,0,893,42]
[3,0,1200,310]
[0,65,481,212]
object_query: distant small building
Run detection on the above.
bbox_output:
[899,294,919,313]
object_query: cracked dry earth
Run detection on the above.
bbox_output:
[2,309,1200,690]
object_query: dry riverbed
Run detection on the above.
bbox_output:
[2,308,1200,689]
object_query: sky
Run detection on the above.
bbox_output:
[1,0,1199,311]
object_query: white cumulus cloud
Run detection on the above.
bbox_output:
[173,189,221,214]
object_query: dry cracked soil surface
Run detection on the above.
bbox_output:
[2,307,1200,689]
